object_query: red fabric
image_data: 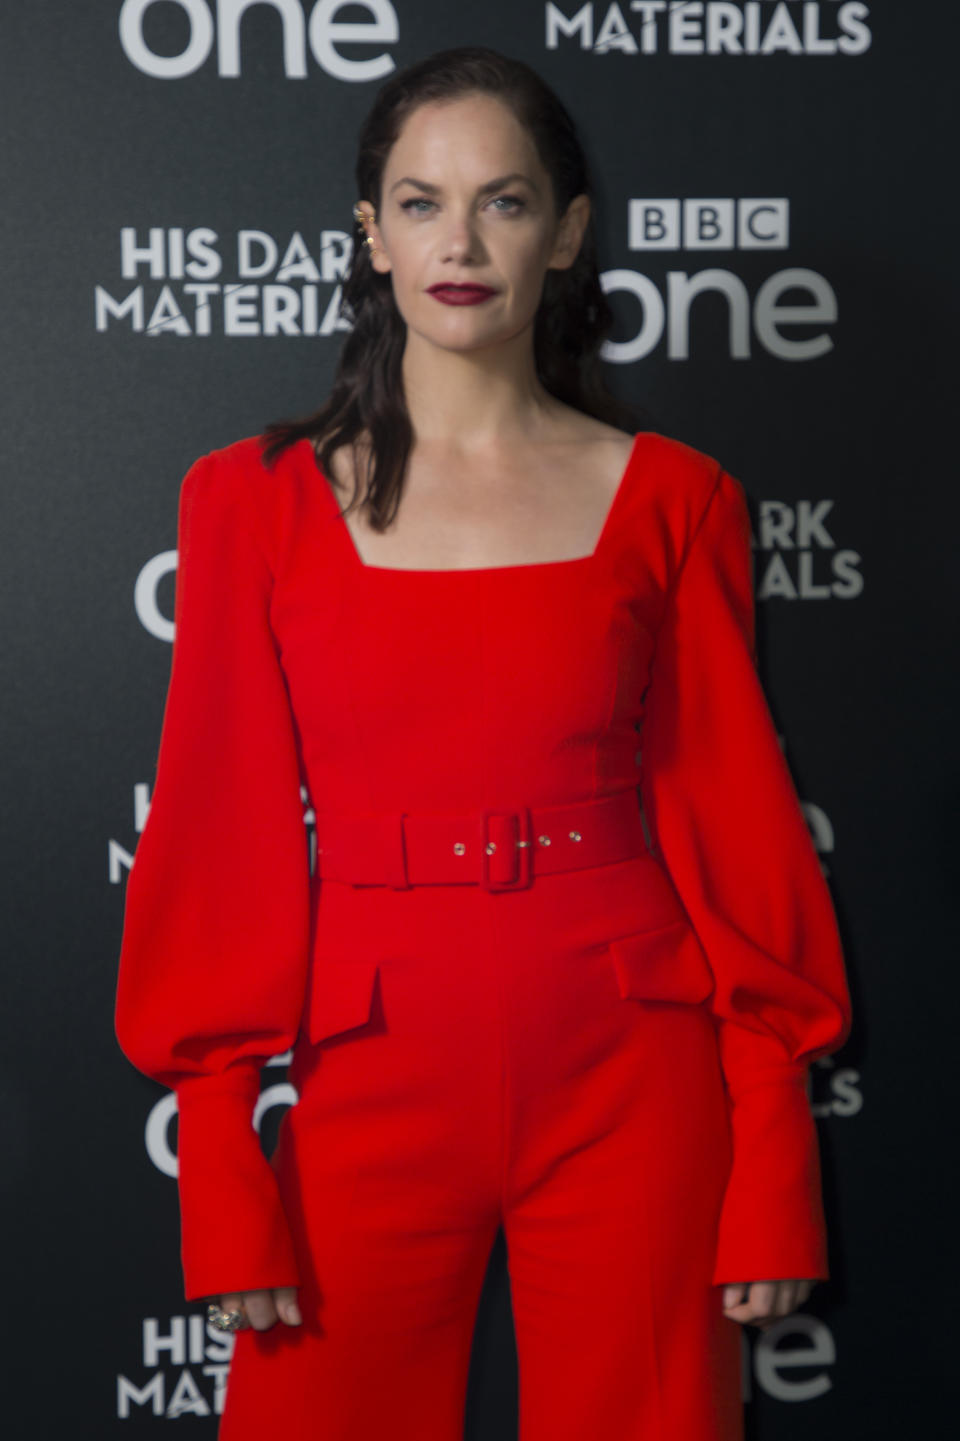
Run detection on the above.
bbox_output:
[635,466,852,1281]
[115,431,852,1303]
[220,920,745,1440]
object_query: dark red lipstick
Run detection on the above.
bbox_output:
[427,284,497,306]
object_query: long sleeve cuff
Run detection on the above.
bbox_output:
[175,1063,300,1302]
[711,1024,829,1284]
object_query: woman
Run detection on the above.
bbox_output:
[116,45,852,1441]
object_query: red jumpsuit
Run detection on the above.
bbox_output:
[115,430,852,1441]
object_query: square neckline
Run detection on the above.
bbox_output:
[300,432,643,576]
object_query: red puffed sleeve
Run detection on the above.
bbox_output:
[115,446,311,1302]
[638,465,852,1285]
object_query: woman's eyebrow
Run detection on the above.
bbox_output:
[388,172,538,197]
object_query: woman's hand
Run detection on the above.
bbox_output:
[218,1287,302,1332]
[722,1279,814,1329]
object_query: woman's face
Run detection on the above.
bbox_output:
[358,92,589,355]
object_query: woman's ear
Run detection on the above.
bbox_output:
[548,193,591,272]
[354,200,391,275]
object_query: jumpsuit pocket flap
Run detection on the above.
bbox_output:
[306,956,381,1044]
[608,919,715,1005]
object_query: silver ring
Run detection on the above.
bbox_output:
[207,1302,249,1333]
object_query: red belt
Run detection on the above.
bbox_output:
[314,788,649,892]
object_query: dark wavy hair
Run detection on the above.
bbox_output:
[261,44,652,530]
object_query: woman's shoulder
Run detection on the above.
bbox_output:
[193,431,305,485]
[557,409,727,502]
[178,432,311,562]
[634,429,725,493]
[617,430,750,578]
[197,429,321,497]
[635,430,750,531]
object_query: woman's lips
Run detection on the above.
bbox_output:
[427,285,497,306]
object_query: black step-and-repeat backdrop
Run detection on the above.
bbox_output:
[3,4,954,1436]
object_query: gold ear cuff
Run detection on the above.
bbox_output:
[353,203,377,253]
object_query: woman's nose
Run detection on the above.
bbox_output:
[441,212,483,262]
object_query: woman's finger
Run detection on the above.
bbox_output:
[215,1294,249,1329]
[726,1281,777,1328]
[775,1280,798,1317]
[722,1283,748,1310]
[242,1289,279,1332]
[748,1281,777,1322]
[273,1286,302,1326]
[723,1278,816,1329]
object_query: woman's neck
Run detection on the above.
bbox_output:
[400,330,560,452]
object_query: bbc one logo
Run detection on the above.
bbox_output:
[118,0,399,81]
[604,197,837,363]
[630,197,791,251]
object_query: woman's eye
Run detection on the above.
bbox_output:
[399,195,525,216]
[490,194,525,213]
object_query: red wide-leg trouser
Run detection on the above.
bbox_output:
[218,854,743,1441]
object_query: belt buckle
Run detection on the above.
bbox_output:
[479,808,534,891]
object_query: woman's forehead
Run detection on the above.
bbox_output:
[391,94,531,156]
